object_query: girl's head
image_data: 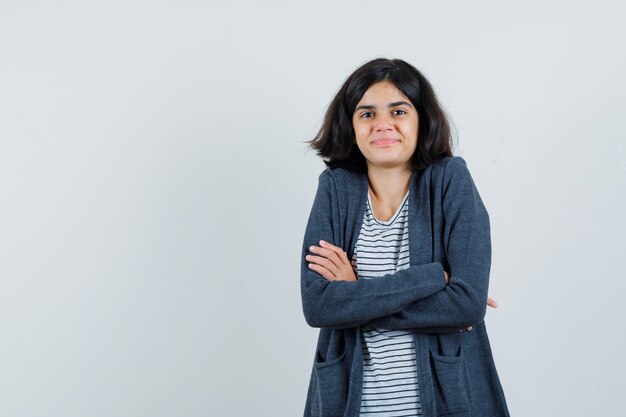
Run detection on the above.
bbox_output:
[306,58,454,172]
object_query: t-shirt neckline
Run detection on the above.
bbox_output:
[367,189,410,226]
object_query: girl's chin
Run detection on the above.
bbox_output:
[365,158,409,168]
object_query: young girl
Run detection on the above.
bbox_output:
[300,58,510,417]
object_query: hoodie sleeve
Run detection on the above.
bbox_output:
[363,157,491,332]
[300,169,448,329]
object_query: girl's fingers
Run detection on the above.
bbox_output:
[310,241,355,281]
[487,297,498,308]
[306,254,338,278]
[307,245,342,280]
[320,240,351,266]
[314,241,345,269]
[319,240,344,259]
[307,262,336,281]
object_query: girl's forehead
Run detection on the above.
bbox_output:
[358,82,409,104]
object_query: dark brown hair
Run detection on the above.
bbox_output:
[305,57,455,172]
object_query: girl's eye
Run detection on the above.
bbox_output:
[360,112,374,119]
[394,109,407,115]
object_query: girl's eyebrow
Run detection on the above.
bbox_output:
[355,101,413,111]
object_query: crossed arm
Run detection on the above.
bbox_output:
[300,158,493,334]
[306,243,497,333]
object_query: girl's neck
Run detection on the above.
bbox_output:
[366,164,412,204]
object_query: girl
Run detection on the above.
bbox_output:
[300,58,510,417]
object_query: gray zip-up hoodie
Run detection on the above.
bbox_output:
[300,156,511,417]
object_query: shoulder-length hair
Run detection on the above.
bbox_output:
[305,57,455,172]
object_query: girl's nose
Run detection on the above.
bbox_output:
[374,115,394,131]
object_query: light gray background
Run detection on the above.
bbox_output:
[1,1,625,416]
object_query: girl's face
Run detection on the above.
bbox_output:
[352,80,419,171]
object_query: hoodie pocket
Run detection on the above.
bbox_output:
[313,349,348,417]
[430,345,470,415]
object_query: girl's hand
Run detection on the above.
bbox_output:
[306,240,357,282]
[465,297,499,332]
[445,270,498,332]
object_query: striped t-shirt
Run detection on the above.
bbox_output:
[351,188,423,417]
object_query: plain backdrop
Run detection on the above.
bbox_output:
[1,1,625,416]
